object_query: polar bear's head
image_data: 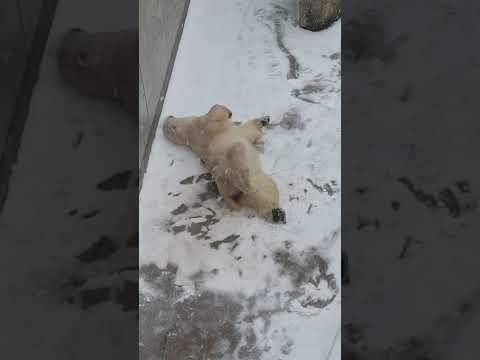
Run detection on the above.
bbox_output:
[57,28,138,115]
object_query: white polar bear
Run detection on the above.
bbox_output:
[163,104,286,224]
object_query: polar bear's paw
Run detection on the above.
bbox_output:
[272,207,287,224]
[260,115,270,127]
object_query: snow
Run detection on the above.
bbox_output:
[140,0,340,358]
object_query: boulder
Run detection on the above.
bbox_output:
[298,0,341,31]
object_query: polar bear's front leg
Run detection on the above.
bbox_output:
[238,116,270,144]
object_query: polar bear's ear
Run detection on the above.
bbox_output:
[207,104,231,122]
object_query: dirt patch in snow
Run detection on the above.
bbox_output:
[256,4,300,80]
[140,264,245,360]
[273,247,339,310]
[279,108,306,130]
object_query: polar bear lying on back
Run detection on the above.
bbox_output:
[163,104,286,224]
[57,28,138,116]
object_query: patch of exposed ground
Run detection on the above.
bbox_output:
[273,247,339,310]
[398,177,477,218]
[307,178,339,196]
[256,4,300,80]
[167,179,222,240]
[141,253,332,360]
[291,73,340,104]
[167,205,220,240]
[140,263,244,360]
[279,108,306,130]
[61,231,138,312]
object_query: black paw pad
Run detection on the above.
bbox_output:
[261,116,270,126]
[272,208,286,224]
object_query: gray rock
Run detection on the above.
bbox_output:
[298,0,341,31]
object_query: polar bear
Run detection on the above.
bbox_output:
[57,28,138,116]
[163,104,286,224]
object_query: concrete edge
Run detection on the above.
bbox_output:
[0,0,59,212]
[139,0,192,190]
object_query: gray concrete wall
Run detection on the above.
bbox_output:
[0,0,45,149]
[139,0,189,176]
[0,0,46,210]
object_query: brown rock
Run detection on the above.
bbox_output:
[298,0,341,31]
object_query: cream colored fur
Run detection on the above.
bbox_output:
[163,104,286,223]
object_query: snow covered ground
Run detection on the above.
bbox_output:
[140,0,341,358]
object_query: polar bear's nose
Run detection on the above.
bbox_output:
[228,111,232,118]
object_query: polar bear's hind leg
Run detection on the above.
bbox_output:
[225,142,251,192]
